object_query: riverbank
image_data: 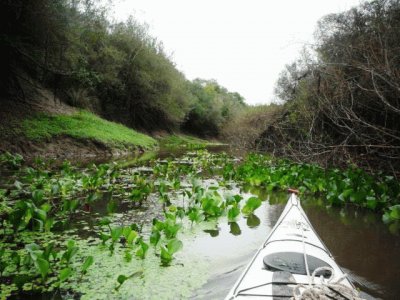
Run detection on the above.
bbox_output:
[0,91,214,159]
[0,110,158,158]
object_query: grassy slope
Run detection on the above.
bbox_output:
[20,110,157,149]
[158,134,219,149]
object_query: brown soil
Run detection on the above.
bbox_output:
[0,81,142,160]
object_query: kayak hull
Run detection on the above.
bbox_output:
[225,193,354,299]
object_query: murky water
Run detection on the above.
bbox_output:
[2,147,400,299]
[191,193,400,300]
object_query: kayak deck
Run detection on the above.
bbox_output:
[226,193,354,299]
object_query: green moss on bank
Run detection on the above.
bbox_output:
[158,134,219,149]
[21,111,157,149]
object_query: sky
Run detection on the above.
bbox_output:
[110,0,362,105]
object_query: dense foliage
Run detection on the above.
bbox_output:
[221,104,281,149]
[182,79,246,137]
[0,150,263,298]
[224,153,400,221]
[255,0,400,172]
[0,0,245,136]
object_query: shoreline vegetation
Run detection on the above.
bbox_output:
[2,0,399,173]
[1,0,400,298]
[0,105,216,159]
[0,149,398,299]
[0,0,398,229]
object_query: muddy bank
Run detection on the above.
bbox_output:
[0,134,147,160]
[0,85,154,159]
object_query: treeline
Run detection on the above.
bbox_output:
[0,0,245,136]
[249,0,400,172]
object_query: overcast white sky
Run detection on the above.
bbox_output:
[110,0,361,105]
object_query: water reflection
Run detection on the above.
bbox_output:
[229,222,241,236]
[192,193,286,300]
[301,199,400,300]
[246,213,260,228]
[193,191,400,300]
[204,229,220,237]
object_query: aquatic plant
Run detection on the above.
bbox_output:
[187,207,204,224]
[200,191,225,218]
[241,197,262,216]
[0,152,24,169]
[129,176,152,207]
[160,239,183,266]
[4,149,397,298]
[383,205,400,224]
[135,239,149,259]
[115,271,143,291]
[232,153,400,219]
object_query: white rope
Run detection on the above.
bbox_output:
[292,222,364,300]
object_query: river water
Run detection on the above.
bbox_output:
[114,148,400,299]
[191,193,400,299]
[4,147,400,299]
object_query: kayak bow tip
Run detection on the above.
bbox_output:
[287,188,299,195]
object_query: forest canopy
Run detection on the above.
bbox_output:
[254,0,400,172]
[0,0,246,136]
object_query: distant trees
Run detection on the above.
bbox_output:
[0,0,245,135]
[221,104,282,149]
[182,79,246,137]
[259,0,400,171]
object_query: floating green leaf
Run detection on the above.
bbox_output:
[241,197,262,215]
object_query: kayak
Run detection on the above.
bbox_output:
[225,192,361,299]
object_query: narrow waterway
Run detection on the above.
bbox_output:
[1,147,399,299]
[97,148,400,299]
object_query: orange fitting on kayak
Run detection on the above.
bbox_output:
[287,188,299,194]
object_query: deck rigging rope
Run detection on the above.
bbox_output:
[292,223,365,300]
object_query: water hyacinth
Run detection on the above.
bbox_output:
[0,149,399,299]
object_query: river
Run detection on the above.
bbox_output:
[2,147,399,299]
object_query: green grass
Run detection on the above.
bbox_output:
[158,134,221,149]
[21,111,157,149]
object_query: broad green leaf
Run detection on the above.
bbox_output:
[44,218,54,232]
[35,208,47,221]
[228,206,240,222]
[167,239,183,255]
[81,256,94,274]
[40,203,51,213]
[241,197,262,215]
[35,258,50,280]
[32,190,44,203]
[135,241,149,259]
[389,205,400,220]
[70,199,80,212]
[160,246,172,265]
[150,230,161,246]
[111,227,123,241]
[59,267,72,282]
[126,230,138,245]
[246,214,261,228]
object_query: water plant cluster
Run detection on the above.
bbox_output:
[0,151,261,298]
[1,150,399,298]
[223,153,400,225]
